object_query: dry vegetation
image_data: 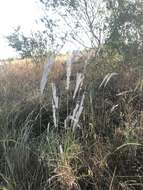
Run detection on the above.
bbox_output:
[0,52,143,190]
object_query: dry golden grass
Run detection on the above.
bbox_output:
[0,55,70,103]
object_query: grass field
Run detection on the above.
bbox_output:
[0,53,143,190]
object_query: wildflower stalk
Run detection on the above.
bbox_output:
[51,82,59,128]
[40,55,54,94]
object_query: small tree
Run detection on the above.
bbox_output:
[104,0,143,64]
[6,26,48,62]
[39,0,108,53]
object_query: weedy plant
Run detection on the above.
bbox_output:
[40,51,87,131]
[29,52,86,189]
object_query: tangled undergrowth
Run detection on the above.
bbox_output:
[0,53,143,190]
